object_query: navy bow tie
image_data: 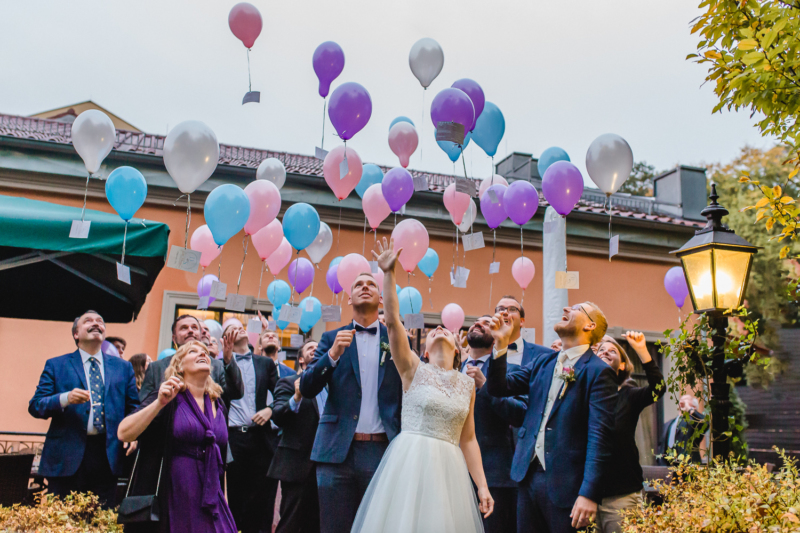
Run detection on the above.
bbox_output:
[508,342,518,351]
[354,324,377,335]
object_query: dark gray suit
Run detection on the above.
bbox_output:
[138,354,244,404]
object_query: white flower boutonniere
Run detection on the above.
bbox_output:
[380,341,391,366]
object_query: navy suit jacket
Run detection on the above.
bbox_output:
[519,339,553,367]
[300,323,403,464]
[29,350,140,477]
[487,348,617,506]
[277,362,297,379]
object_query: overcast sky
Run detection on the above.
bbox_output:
[0,0,773,184]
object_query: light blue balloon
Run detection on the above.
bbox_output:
[205,184,250,246]
[537,147,570,177]
[273,306,291,329]
[390,116,415,130]
[417,248,439,278]
[158,348,176,361]
[472,102,505,157]
[106,166,147,221]
[299,296,322,333]
[355,164,384,198]
[436,129,471,163]
[267,279,291,308]
[330,256,343,268]
[396,284,401,294]
[399,287,423,316]
[283,203,321,251]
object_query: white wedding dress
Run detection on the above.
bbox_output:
[351,362,485,533]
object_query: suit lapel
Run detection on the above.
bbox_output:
[378,324,389,390]
[533,354,558,414]
[102,353,112,401]
[69,350,88,389]
[546,349,593,422]
[253,356,266,404]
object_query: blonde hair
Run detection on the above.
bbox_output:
[584,301,608,345]
[164,341,223,401]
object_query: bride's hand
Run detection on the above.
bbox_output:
[372,237,403,274]
[477,486,494,518]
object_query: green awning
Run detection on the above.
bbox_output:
[0,195,169,322]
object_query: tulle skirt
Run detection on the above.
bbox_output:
[351,431,484,533]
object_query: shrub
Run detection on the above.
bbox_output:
[0,492,121,532]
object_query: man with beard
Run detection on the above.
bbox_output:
[462,316,528,533]
[494,296,552,367]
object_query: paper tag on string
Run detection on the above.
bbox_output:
[609,235,620,259]
[268,319,277,331]
[413,175,429,192]
[450,271,455,286]
[369,261,380,274]
[69,220,91,239]
[305,299,315,312]
[435,121,465,144]
[454,266,470,288]
[455,177,476,196]
[321,305,342,322]
[487,189,499,204]
[462,232,485,251]
[315,147,329,160]
[521,328,536,344]
[555,271,580,289]
[290,334,304,348]
[198,296,210,310]
[280,305,303,323]
[543,221,556,234]
[489,262,500,274]
[166,245,201,273]
[116,263,131,285]
[226,294,247,312]
[210,281,227,300]
[403,313,425,330]
[242,91,260,105]
[339,157,349,179]
[247,318,263,334]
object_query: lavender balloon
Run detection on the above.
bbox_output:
[328,82,372,141]
[197,274,219,304]
[313,41,345,98]
[288,257,315,294]
[664,266,689,308]
[480,184,508,229]
[430,88,474,138]
[541,161,584,216]
[381,167,414,212]
[326,264,343,294]
[504,180,540,226]
[451,79,485,131]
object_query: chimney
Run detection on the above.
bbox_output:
[653,165,708,221]
[494,152,541,184]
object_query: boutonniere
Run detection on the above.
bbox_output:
[557,366,576,398]
[380,341,391,366]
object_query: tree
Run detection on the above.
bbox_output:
[619,161,659,196]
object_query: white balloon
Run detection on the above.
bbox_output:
[257,157,287,190]
[305,221,333,264]
[204,319,223,340]
[71,110,116,174]
[453,198,477,232]
[409,38,444,89]
[478,175,508,200]
[163,120,220,194]
[585,133,633,195]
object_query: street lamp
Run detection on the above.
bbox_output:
[671,184,759,460]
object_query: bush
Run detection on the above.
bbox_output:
[0,492,121,532]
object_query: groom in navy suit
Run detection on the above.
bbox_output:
[300,272,404,533]
[487,302,618,533]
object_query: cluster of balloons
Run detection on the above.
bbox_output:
[266,279,323,332]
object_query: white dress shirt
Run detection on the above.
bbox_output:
[493,336,524,365]
[60,348,105,435]
[228,352,256,427]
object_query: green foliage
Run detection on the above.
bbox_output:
[618,161,660,197]
[0,492,121,532]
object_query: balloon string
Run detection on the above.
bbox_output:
[218,250,222,280]
[237,236,248,294]
[362,216,367,256]
[428,277,433,310]
[321,98,327,149]
[520,226,524,258]
[490,229,497,308]
[336,203,342,255]
[121,221,128,265]
[459,146,469,181]
[80,172,90,222]
[608,195,613,262]
[247,48,252,93]
[185,195,191,249]
[256,261,265,307]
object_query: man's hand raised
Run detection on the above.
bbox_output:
[329,330,355,361]
[488,311,513,351]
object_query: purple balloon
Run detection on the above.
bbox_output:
[381,167,414,212]
[541,161,584,216]
[430,88,475,139]
[326,264,343,294]
[197,274,219,304]
[504,180,540,226]
[664,266,689,308]
[288,257,315,294]
[451,79,485,131]
[101,340,120,358]
[480,184,508,229]
[328,82,372,141]
[313,41,345,98]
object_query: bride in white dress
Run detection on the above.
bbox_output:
[351,238,494,533]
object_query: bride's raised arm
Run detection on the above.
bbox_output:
[374,237,419,390]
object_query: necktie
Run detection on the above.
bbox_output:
[88,357,105,433]
[466,359,483,370]
[354,324,377,335]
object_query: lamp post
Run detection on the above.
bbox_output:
[671,184,759,460]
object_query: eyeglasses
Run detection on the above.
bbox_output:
[495,306,520,314]
[574,305,594,323]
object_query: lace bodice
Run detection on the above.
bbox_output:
[401,362,474,446]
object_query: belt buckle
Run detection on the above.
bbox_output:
[241,426,248,433]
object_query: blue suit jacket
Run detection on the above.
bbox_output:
[487,348,617,506]
[29,350,140,477]
[299,323,403,464]
[520,339,553,368]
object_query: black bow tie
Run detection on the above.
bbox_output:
[354,324,377,335]
[508,343,518,351]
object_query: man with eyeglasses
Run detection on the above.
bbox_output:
[493,296,553,368]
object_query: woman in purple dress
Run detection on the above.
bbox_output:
[119,340,236,533]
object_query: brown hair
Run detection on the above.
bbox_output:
[106,336,127,349]
[500,295,525,318]
[164,341,223,401]
[584,301,608,345]
[600,339,632,382]
[128,353,149,390]
[171,314,201,334]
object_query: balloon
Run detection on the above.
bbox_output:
[288,258,315,294]
[101,340,120,358]
[256,157,286,190]
[399,287,423,316]
[471,102,505,157]
[328,82,372,141]
[512,257,535,289]
[323,146,363,200]
[243,180,281,235]
[299,297,322,332]
[381,167,414,212]
[326,264,343,294]
[664,266,689,308]
[197,274,219,304]
[222,317,244,333]
[418,248,439,278]
[443,183,470,225]
[542,161,584,216]
[247,331,260,348]
[441,303,465,332]
[266,237,293,274]
[391,219,429,273]
[436,130,471,162]
[480,184,508,229]
[164,121,219,194]
[205,184,250,246]
[158,348,176,361]
[337,253,370,296]
[283,203,321,251]
[71,110,116,175]
[106,166,147,221]
[267,279,292,308]
[478,174,508,200]
[205,319,222,338]
[252,219,283,260]
[585,133,634,195]
[409,38,444,88]
[228,3,262,49]
[451,79,485,131]
[306,222,333,264]
[538,147,570,178]
[454,199,477,232]
[388,122,419,168]
[356,164,384,198]
[312,41,345,98]
[396,284,402,294]
[504,180,540,226]
[191,225,223,268]
[330,256,343,267]
[390,116,415,130]
[430,88,474,139]
[373,269,385,294]
[363,184,392,229]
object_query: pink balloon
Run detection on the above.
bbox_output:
[323,146,363,200]
[443,183,470,225]
[512,257,535,289]
[441,303,465,332]
[228,3,263,49]
[190,224,223,268]
[479,175,508,200]
[244,180,281,235]
[391,219,429,273]
[252,219,284,261]
[337,253,371,295]
[362,184,392,229]
[266,237,293,275]
[247,331,260,347]
[388,122,419,168]
[373,268,385,294]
